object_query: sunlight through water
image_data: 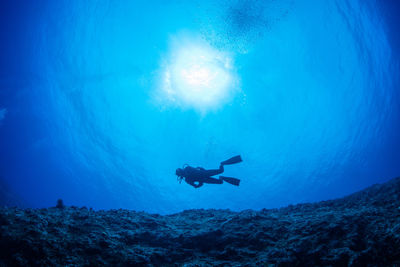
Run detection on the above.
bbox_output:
[1,0,400,215]
[158,35,239,112]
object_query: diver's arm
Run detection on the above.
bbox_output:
[193,181,204,188]
[186,180,197,188]
[187,180,203,188]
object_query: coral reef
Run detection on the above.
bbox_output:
[1,177,400,266]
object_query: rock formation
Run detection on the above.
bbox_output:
[1,177,400,266]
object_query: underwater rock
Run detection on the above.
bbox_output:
[1,177,400,266]
[55,199,65,209]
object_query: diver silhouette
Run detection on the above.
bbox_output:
[176,155,242,188]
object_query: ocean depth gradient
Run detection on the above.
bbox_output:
[0,0,399,214]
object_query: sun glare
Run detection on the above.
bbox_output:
[158,35,238,112]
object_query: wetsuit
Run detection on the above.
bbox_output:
[182,165,224,188]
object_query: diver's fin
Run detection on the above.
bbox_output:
[221,155,242,165]
[220,176,241,186]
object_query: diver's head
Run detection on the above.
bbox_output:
[176,168,184,184]
[176,168,184,177]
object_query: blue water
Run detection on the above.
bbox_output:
[0,0,399,214]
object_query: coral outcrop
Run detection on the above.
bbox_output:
[1,177,400,266]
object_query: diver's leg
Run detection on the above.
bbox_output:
[202,176,223,184]
[221,155,242,165]
[202,165,224,177]
[220,176,240,186]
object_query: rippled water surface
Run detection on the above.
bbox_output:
[0,0,399,213]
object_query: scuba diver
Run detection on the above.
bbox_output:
[176,155,242,188]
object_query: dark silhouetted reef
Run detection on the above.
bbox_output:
[1,177,400,266]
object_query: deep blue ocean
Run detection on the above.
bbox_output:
[0,0,399,214]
